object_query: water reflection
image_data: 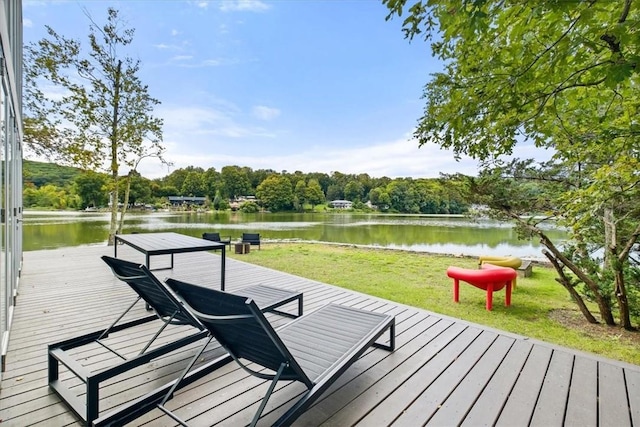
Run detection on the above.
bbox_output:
[23,211,566,259]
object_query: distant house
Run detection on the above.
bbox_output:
[329,200,353,209]
[168,196,206,206]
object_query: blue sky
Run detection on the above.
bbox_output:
[23,0,485,180]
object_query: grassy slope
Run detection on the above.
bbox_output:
[229,242,639,366]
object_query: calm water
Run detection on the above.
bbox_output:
[22,210,566,259]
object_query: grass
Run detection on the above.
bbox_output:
[229,242,640,366]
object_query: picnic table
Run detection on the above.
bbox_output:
[114,232,227,290]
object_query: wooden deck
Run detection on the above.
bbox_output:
[1,244,639,426]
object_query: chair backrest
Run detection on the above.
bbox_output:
[202,232,221,242]
[101,256,204,330]
[165,278,310,385]
[241,233,260,242]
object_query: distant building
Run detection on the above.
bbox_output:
[329,200,353,209]
[168,196,206,206]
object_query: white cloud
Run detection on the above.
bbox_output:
[252,106,281,121]
[137,126,482,180]
[171,29,179,36]
[169,57,239,68]
[157,103,276,143]
[171,55,194,62]
[23,18,33,28]
[154,43,178,50]
[219,0,270,13]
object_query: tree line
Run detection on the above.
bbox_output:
[23,160,469,214]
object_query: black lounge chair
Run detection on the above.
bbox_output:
[49,256,303,426]
[241,232,261,249]
[158,278,395,427]
[202,232,231,249]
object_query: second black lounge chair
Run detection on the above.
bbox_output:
[49,256,303,426]
[241,232,261,249]
[159,278,395,427]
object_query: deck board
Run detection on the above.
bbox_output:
[1,244,639,426]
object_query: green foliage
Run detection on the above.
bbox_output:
[23,184,81,209]
[384,1,639,160]
[121,171,152,205]
[306,179,325,208]
[74,171,109,208]
[239,201,259,213]
[181,171,207,197]
[221,165,252,199]
[294,180,307,211]
[23,160,82,188]
[256,174,294,212]
[326,184,343,201]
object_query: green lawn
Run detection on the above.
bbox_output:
[229,242,640,366]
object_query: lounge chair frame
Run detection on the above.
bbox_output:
[156,278,395,427]
[49,256,303,426]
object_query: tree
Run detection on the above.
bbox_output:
[203,167,220,200]
[385,1,640,329]
[74,171,109,208]
[326,184,343,202]
[25,8,165,245]
[212,190,224,210]
[344,180,364,202]
[221,166,252,199]
[368,187,385,208]
[181,171,206,197]
[120,171,152,206]
[294,180,307,211]
[306,179,325,209]
[256,175,294,212]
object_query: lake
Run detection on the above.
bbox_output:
[22,210,565,260]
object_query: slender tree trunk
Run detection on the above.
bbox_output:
[543,249,598,323]
[604,208,636,330]
[107,60,122,246]
[614,267,634,330]
[118,172,132,233]
[618,222,640,330]
[108,187,118,246]
[510,213,616,325]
